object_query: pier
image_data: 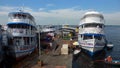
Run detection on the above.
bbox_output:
[12,35,74,68]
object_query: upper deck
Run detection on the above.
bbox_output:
[80,11,105,25]
[8,10,36,26]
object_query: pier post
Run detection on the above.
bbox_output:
[38,25,41,60]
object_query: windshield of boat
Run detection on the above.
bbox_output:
[84,23,103,28]
[82,35,103,40]
[94,36,102,40]
[83,35,93,40]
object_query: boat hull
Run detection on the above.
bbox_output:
[81,46,105,56]
[9,45,37,61]
[80,39,105,56]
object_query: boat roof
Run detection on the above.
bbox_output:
[84,11,102,15]
[79,11,104,25]
[82,11,104,19]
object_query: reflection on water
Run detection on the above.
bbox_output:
[72,50,120,68]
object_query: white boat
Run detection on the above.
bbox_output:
[7,10,37,60]
[73,49,81,55]
[61,24,75,30]
[78,11,107,56]
[41,25,56,37]
[40,25,56,42]
[107,43,114,49]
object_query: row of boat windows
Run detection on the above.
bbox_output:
[80,35,104,40]
[9,14,34,21]
[81,23,103,28]
[13,37,36,45]
[8,25,36,30]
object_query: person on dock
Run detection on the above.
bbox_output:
[105,56,113,62]
[49,42,52,50]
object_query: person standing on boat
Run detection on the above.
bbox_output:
[105,56,113,62]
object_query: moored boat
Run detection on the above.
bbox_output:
[0,25,3,63]
[7,10,37,60]
[104,60,120,66]
[106,43,114,50]
[73,49,81,55]
[40,25,56,42]
[78,11,107,56]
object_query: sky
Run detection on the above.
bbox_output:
[0,0,120,25]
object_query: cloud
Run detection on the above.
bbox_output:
[46,4,55,7]
[38,8,46,11]
[0,6,18,11]
[0,6,120,25]
[104,12,120,25]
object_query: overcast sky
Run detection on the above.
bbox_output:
[0,0,120,25]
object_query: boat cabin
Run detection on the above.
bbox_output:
[59,28,76,40]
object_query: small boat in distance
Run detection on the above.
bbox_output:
[40,25,56,42]
[78,11,107,56]
[107,42,114,49]
[104,60,120,66]
[73,49,81,55]
[104,56,120,66]
[7,10,37,60]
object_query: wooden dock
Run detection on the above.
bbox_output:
[31,54,72,68]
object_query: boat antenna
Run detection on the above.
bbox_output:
[19,4,24,12]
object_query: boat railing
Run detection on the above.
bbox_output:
[9,18,30,23]
[9,28,35,36]
[79,27,104,34]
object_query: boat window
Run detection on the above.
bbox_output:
[81,35,83,38]
[81,25,84,28]
[84,23,103,28]
[97,24,102,28]
[13,37,22,46]
[13,14,27,19]
[94,36,102,40]
[83,35,92,40]
[24,37,29,45]
[8,24,31,29]
[8,38,13,45]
